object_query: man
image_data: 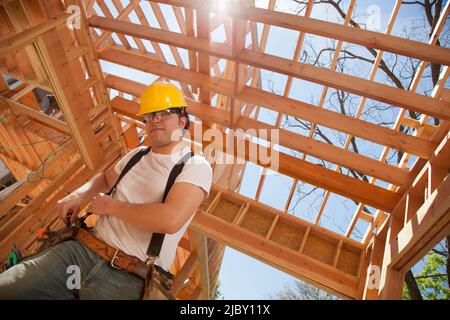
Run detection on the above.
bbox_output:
[0,82,212,299]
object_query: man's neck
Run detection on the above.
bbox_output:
[151,140,184,154]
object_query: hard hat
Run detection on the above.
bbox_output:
[137,82,187,116]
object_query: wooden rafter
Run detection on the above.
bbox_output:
[2,97,71,135]
[90,15,450,120]
[0,13,68,57]
[109,94,402,212]
[1,0,449,301]
[151,0,450,66]
[100,53,432,185]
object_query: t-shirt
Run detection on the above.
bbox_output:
[93,145,213,271]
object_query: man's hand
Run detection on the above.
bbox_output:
[85,193,118,216]
[57,196,83,225]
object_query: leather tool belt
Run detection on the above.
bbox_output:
[75,228,175,299]
[75,228,150,279]
[34,147,194,300]
[37,226,175,299]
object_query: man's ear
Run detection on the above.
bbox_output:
[179,116,187,129]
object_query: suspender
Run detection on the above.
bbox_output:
[105,147,152,197]
[146,150,194,257]
[106,147,194,261]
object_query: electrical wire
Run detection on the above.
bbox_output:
[0,134,70,152]
[26,139,73,183]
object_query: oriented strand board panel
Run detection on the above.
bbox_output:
[270,217,305,251]
[303,231,339,267]
[240,206,273,238]
[199,190,217,211]
[211,196,242,223]
[337,243,361,276]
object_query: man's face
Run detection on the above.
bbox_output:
[144,110,186,147]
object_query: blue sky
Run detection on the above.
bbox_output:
[97,0,449,299]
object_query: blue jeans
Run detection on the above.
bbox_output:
[0,240,145,299]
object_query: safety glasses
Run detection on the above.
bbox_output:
[143,108,181,124]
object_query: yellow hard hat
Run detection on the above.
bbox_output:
[137,82,187,116]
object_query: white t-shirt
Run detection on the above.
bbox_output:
[93,145,213,271]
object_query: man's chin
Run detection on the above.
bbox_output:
[150,139,171,147]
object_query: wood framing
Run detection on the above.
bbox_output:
[192,185,363,299]
[151,0,450,66]
[100,49,438,160]
[2,97,71,134]
[110,95,402,212]
[90,16,450,120]
[1,0,449,301]
[0,13,69,57]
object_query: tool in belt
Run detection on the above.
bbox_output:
[36,147,194,300]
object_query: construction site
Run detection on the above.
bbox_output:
[0,0,449,300]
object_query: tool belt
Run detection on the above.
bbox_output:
[75,229,149,278]
[37,226,176,300]
[76,229,175,300]
[35,148,195,300]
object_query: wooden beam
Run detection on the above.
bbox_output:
[0,177,39,217]
[0,143,121,260]
[171,252,197,295]
[185,8,197,93]
[2,96,71,135]
[0,0,15,6]
[360,226,387,300]
[91,11,450,120]
[191,193,360,299]
[149,1,186,69]
[9,84,34,101]
[430,132,450,168]
[378,214,404,299]
[0,120,32,168]
[376,137,450,299]
[238,49,450,121]
[2,1,48,83]
[110,96,401,212]
[231,12,248,126]
[236,116,411,188]
[196,8,211,105]
[0,149,33,172]
[0,13,68,57]
[0,68,53,93]
[0,140,76,222]
[392,174,449,272]
[99,48,437,159]
[389,133,450,271]
[94,0,138,48]
[241,86,436,160]
[34,35,102,169]
[188,230,210,299]
[106,76,412,188]
[150,0,450,66]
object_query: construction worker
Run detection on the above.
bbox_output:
[0,81,212,299]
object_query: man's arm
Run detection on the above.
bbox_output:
[57,164,119,223]
[86,182,206,234]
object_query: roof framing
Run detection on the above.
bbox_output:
[0,0,448,300]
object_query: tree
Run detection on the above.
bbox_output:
[402,237,450,300]
[213,279,224,300]
[270,280,339,300]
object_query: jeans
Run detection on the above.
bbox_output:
[0,240,145,299]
